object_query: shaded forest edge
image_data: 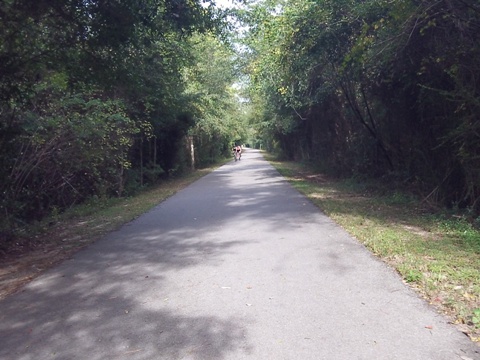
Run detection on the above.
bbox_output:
[266,154,480,343]
[0,0,246,245]
[243,0,480,218]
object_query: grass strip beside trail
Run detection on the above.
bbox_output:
[0,163,226,301]
[266,154,480,343]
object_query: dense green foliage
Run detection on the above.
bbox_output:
[241,0,480,214]
[0,0,244,238]
[2,0,479,244]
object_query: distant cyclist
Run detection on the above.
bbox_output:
[233,144,242,161]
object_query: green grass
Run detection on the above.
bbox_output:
[265,154,480,342]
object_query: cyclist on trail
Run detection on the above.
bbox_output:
[233,144,242,160]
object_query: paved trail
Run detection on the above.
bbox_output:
[1,150,478,360]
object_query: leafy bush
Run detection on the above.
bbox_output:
[1,87,141,231]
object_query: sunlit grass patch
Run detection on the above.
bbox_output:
[268,156,480,342]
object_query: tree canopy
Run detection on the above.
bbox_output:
[241,0,480,213]
[0,0,243,238]
[1,0,479,244]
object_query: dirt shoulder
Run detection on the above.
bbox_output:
[0,224,93,300]
[0,167,218,301]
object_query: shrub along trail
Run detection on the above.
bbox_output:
[0,149,478,359]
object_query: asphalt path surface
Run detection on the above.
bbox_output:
[1,149,479,360]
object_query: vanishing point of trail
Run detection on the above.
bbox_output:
[0,150,478,359]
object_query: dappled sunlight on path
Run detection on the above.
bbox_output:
[0,150,478,360]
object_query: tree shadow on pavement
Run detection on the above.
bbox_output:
[0,234,253,359]
[0,149,337,359]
